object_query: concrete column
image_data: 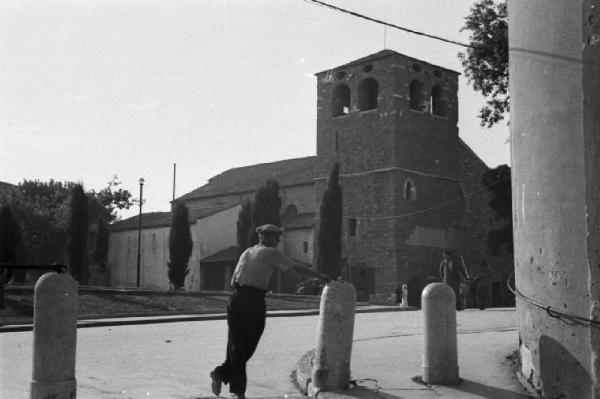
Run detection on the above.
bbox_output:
[509,1,600,397]
[310,281,356,394]
[30,272,78,399]
[421,283,458,385]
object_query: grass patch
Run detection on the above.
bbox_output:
[0,287,321,326]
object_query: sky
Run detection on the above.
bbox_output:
[0,0,510,220]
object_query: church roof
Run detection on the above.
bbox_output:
[109,211,172,232]
[458,137,491,170]
[314,49,459,76]
[176,156,317,201]
[200,246,239,263]
[0,181,17,199]
[109,204,237,232]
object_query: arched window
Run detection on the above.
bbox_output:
[404,179,417,201]
[332,84,351,117]
[409,80,427,111]
[285,204,298,217]
[431,85,445,116]
[358,78,378,111]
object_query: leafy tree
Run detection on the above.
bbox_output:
[317,162,342,278]
[94,220,109,271]
[87,175,133,224]
[248,180,282,246]
[236,198,252,256]
[482,164,512,255]
[458,0,508,127]
[67,184,89,284]
[0,177,132,283]
[5,180,72,269]
[168,203,193,290]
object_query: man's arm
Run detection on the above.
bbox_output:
[290,261,330,282]
[270,249,330,282]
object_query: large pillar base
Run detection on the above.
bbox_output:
[31,379,76,399]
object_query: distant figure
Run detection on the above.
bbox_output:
[400,284,408,308]
[210,224,330,399]
[439,251,465,310]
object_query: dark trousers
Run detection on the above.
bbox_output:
[214,285,266,395]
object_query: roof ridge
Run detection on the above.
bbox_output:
[315,49,459,75]
[211,155,316,177]
[176,155,317,202]
[458,137,490,169]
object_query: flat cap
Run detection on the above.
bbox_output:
[255,224,283,234]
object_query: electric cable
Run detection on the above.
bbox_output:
[506,270,600,326]
[303,0,483,50]
[343,174,509,221]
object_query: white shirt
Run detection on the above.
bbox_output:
[230,244,294,290]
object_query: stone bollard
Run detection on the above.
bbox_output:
[310,281,356,395]
[30,272,78,399]
[421,282,459,385]
[400,283,408,308]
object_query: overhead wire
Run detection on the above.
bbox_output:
[302,0,483,50]
[344,175,510,221]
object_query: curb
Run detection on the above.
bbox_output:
[0,305,416,333]
[5,284,324,301]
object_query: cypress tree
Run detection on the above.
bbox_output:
[94,219,109,271]
[317,162,342,278]
[248,180,282,246]
[236,198,252,257]
[0,205,22,309]
[168,203,193,290]
[67,184,89,285]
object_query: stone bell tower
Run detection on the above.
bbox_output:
[313,50,464,303]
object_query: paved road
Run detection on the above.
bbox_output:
[0,308,521,399]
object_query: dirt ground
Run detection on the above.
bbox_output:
[0,287,321,325]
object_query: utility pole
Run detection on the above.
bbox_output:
[136,177,144,288]
[172,163,176,211]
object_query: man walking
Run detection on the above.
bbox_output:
[210,224,330,399]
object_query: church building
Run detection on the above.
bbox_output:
[108,50,513,305]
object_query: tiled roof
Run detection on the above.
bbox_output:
[200,246,239,263]
[458,138,490,170]
[315,49,459,76]
[0,181,17,199]
[109,211,172,232]
[109,205,237,232]
[176,156,317,201]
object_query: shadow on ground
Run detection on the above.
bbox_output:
[451,379,533,398]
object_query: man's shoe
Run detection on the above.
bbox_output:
[210,371,222,396]
[230,394,245,399]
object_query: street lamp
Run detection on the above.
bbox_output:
[136,177,145,288]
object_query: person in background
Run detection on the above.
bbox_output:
[210,224,330,399]
[439,250,466,310]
